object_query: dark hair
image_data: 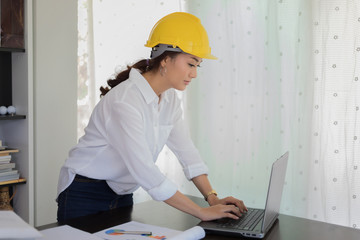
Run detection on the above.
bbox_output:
[100,51,181,97]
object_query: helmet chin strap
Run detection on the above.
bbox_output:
[150,44,183,59]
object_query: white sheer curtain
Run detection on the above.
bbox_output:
[185,0,313,218]
[77,0,360,228]
[183,0,359,229]
[308,0,360,228]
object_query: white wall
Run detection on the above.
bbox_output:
[33,0,78,226]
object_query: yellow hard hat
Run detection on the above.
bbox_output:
[145,12,217,60]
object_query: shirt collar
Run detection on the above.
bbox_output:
[130,68,170,104]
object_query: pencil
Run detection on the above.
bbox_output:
[121,231,152,235]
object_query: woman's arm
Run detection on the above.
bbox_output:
[164,190,241,221]
[192,174,247,212]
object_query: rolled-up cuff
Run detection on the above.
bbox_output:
[147,178,178,201]
[183,163,209,180]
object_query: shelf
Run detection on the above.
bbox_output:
[0,178,26,187]
[0,47,25,53]
[0,148,19,154]
[0,115,26,120]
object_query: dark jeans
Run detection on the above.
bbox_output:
[57,175,133,222]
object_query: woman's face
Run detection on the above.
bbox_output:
[164,53,202,91]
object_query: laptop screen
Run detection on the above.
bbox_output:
[261,152,289,232]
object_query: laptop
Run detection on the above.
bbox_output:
[198,151,289,238]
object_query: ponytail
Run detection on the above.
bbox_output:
[100,51,181,97]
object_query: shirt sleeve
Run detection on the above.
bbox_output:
[166,99,209,180]
[106,101,177,201]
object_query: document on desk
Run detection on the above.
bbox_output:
[39,225,103,240]
[94,221,205,240]
[0,210,42,239]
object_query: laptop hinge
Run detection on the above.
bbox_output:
[263,214,279,233]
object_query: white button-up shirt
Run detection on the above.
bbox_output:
[57,68,208,201]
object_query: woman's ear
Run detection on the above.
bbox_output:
[161,56,170,67]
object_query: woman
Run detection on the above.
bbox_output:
[57,12,247,222]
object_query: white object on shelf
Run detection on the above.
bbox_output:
[0,106,7,115]
[7,106,16,115]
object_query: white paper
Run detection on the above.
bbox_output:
[0,211,42,239]
[94,221,181,240]
[168,226,205,240]
[38,225,103,240]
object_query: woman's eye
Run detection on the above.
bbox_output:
[188,63,201,68]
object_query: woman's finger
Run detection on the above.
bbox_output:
[235,199,248,212]
[224,204,242,217]
[222,197,248,212]
[224,212,240,220]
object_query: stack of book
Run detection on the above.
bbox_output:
[0,150,20,182]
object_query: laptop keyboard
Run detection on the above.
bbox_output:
[215,208,264,231]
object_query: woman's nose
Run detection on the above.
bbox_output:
[190,68,197,78]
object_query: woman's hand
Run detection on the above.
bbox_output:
[165,191,244,222]
[207,194,248,213]
[198,204,242,221]
[191,174,248,217]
